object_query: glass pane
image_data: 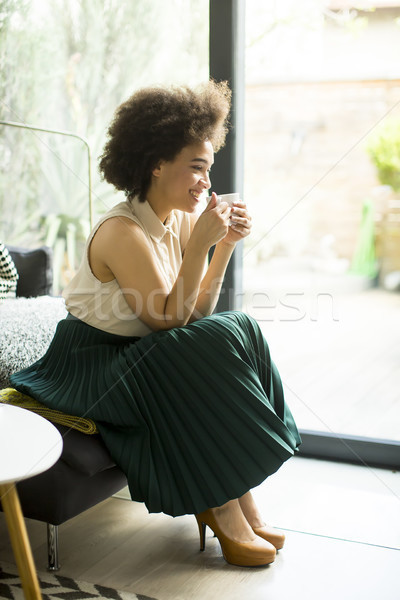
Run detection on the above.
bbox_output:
[0,0,209,293]
[244,0,400,441]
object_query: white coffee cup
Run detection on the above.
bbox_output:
[207,192,241,206]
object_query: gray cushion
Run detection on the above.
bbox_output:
[0,296,67,387]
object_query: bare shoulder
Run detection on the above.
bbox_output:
[95,216,147,244]
[89,216,150,282]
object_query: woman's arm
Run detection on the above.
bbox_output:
[91,199,231,331]
[188,240,235,321]
[188,200,252,321]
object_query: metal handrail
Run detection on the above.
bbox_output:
[0,120,93,228]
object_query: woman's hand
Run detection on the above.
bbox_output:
[191,192,231,249]
[220,201,252,246]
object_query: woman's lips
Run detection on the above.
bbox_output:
[189,190,202,201]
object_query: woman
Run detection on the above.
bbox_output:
[11,80,301,568]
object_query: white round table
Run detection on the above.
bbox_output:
[0,404,63,600]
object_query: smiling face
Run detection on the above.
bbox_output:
[149,140,214,218]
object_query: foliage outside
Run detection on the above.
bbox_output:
[367,118,400,192]
[0,0,208,292]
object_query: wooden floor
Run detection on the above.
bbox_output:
[1,457,399,600]
[245,287,400,440]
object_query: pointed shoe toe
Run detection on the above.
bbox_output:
[252,525,285,550]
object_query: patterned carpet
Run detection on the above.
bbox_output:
[0,561,158,600]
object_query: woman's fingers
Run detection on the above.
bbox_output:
[229,204,252,236]
[230,214,250,225]
[230,207,251,225]
[230,220,251,232]
[217,201,232,223]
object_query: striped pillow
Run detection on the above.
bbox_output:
[0,242,19,300]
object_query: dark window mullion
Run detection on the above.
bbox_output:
[209,0,245,312]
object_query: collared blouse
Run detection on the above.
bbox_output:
[63,197,192,337]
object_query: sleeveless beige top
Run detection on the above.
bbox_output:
[63,197,192,337]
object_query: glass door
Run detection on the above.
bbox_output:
[243,0,400,444]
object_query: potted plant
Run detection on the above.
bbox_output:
[366,118,400,289]
[367,118,400,191]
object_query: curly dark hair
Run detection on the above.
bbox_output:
[98,80,231,202]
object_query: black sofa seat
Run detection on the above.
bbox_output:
[16,424,127,526]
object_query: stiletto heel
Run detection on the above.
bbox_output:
[195,509,276,567]
[196,516,206,551]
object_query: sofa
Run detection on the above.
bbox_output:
[0,245,127,570]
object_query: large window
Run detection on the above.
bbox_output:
[0,0,209,293]
[243,0,400,443]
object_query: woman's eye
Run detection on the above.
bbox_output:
[192,165,211,176]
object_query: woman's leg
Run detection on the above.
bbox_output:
[210,498,257,543]
[238,491,265,528]
[238,490,286,550]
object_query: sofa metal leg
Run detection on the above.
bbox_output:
[47,523,60,571]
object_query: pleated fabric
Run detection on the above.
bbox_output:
[10,311,301,517]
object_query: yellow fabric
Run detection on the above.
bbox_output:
[0,387,98,434]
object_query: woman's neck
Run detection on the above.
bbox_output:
[146,189,172,224]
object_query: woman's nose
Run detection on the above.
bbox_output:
[201,173,211,189]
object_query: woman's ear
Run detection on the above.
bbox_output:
[152,161,163,177]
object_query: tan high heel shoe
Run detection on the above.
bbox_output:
[195,509,276,567]
[252,525,285,550]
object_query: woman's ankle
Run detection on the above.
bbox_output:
[213,500,256,544]
[238,492,265,529]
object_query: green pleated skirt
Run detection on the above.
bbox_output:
[10,311,301,517]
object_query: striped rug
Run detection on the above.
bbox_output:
[0,561,157,600]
